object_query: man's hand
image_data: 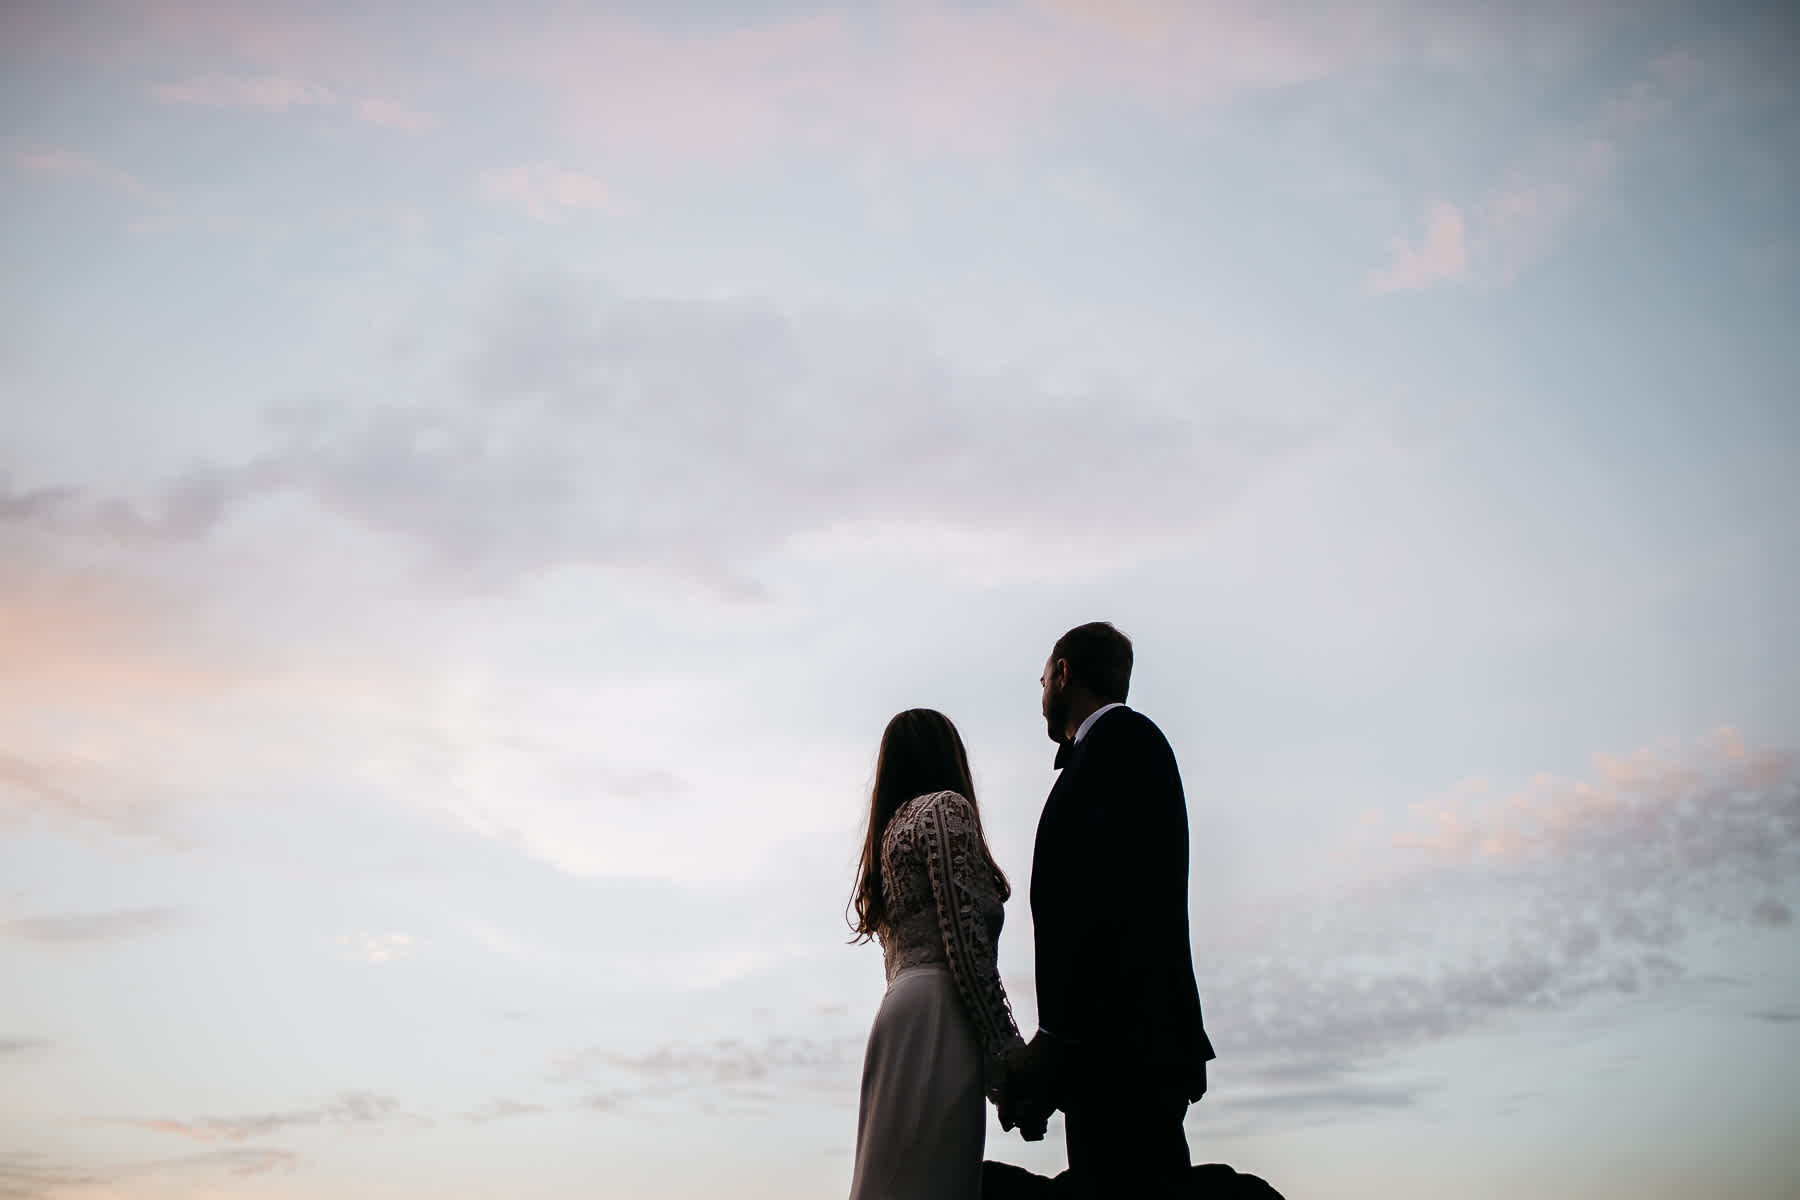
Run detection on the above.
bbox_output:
[997,1036,1062,1141]
[997,1079,1051,1141]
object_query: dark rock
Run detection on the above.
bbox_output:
[982,1159,1287,1199]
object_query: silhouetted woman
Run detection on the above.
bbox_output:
[847,708,1026,1199]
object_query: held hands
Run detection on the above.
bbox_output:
[995,1038,1057,1142]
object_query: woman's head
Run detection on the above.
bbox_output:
[848,708,1008,940]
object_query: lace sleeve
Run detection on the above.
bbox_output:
[918,790,1024,1095]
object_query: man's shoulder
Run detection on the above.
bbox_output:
[1090,706,1170,750]
[1083,709,1182,783]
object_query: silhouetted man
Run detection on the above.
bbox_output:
[1009,621,1214,1198]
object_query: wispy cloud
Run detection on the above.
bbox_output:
[0,1154,105,1200]
[1,755,81,819]
[156,1147,299,1177]
[2,908,177,945]
[148,74,433,134]
[9,148,152,198]
[357,96,432,132]
[2,271,1319,589]
[1475,138,1614,284]
[553,1034,860,1113]
[1751,898,1793,927]
[464,1097,548,1123]
[0,1037,50,1055]
[591,1035,858,1087]
[128,0,323,67]
[331,932,417,963]
[484,165,610,222]
[519,3,1340,160]
[131,1091,400,1143]
[1198,729,1799,1126]
[0,751,166,839]
[1750,1008,1800,1024]
[0,1145,299,1199]
[1368,47,1702,291]
[153,74,332,108]
[1364,202,1469,295]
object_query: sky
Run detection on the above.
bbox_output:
[2,1,1798,1197]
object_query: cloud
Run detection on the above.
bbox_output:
[9,149,152,198]
[516,3,1342,160]
[1751,898,1793,927]
[1369,47,1701,290]
[153,73,332,108]
[357,96,432,131]
[0,755,81,817]
[0,751,166,839]
[514,0,1705,166]
[0,551,283,840]
[0,1145,298,1199]
[1381,729,1796,876]
[1194,729,1799,1126]
[1475,139,1613,283]
[4,270,1318,590]
[0,1154,105,1200]
[131,1091,400,1143]
[0,1037,49,1055]
[148,75,433,134]
[554,1033,861,1112]
[598,1035,858,1087]
[1364,203,1469,295]
[128,0,323,67]
[1228,1080,1421,1117]
[464,1097,547,1123]
[331,932,417,963]
[139,1148,301,1178]
[484,165,610,222]
[1750,1008,1800,1024]
[2,908,177,945]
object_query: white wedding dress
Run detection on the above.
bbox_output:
[848,790,1024,1200]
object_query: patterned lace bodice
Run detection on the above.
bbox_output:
[877,790,1024,1092]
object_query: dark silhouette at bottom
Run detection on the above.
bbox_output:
[982,1159,1287,1199]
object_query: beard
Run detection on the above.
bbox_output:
[1043,684,1070,744]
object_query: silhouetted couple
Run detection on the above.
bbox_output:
[847,622,1214,1199]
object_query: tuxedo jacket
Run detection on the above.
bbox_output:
[1030,705,1214,1101]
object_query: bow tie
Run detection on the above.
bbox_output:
[1053,739,1075,770]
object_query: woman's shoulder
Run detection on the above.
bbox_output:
[901,789,976,824]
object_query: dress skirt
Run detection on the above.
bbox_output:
[848,964,986,1200]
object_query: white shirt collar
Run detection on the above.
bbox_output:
[1073,702,1125,745]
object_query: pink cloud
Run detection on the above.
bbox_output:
[357,96,432,132]
[1371,48,1692,292]
[484,165,610,222]
[153,74,331,108]
[10,148,153,199]
[523,13,850,160]
[1477,144,1609,282]
[1651,47,1696,85]
[1363,202,1469,295]
[1036,0,1334,90]
[128,0,322,67]
[518,1,1342,161]
[1388,728,1794,865]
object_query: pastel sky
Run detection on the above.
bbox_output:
[3,1,1798,1197]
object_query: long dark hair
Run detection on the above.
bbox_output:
[848,708,1010,942]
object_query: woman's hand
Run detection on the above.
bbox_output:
[997,1040,1053,1141]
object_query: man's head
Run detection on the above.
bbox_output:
[1040,621,1133,743]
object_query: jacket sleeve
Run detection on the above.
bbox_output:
[919,791,1025,1094]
